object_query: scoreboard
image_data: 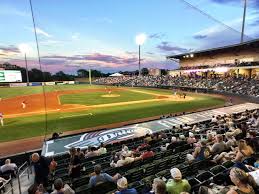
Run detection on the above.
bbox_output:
[0,70,22,82]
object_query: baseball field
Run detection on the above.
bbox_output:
[0,84,226,143]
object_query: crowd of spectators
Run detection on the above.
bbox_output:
[95,75,259,97]
[15,108,258,194]
[178,61,259,70]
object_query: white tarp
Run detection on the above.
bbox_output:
[109,73,124,77]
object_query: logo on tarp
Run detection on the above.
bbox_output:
[64,125,152,149]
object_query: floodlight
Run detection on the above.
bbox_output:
[18,43,31,54]
[135,33,147,46]
[190,54,194,58]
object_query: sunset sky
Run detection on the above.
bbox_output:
[1,0,259,74]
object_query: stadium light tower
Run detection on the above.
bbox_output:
[241,0,247,43]
[135,33,147,76]
[18,43,31,86]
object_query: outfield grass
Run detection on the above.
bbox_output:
[60,90,155,105]
[0,84,106,99]
[0,87,225,142]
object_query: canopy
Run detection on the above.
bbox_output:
[109,73,124,77]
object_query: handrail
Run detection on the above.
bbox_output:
[17,161,31,194]
[0,175,14,194]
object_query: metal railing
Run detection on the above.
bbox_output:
[0,175,14,194]
[17,161,31,194]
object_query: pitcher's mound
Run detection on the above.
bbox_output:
[101,94,121,98]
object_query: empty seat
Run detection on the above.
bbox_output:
[156,169,171,180]
[222,160,234,169]
[125,168,144,183]
[144,163,156,176]
[91,181,116,194]
[210,165,227,175]
[72,175,90,189]
[196,171,214,183]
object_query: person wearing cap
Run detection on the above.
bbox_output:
[166,168,191,194]
[115,177,137,194]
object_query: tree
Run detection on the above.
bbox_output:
[77,69,88,78]
[161,69,168,76]
[141,68,149,76]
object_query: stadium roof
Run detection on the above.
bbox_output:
[166,38,259,60]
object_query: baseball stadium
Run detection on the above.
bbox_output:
[0,0,259,194]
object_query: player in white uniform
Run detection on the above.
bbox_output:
[0,112,4,126]
[21,101,26,109]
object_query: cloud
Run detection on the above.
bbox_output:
[42,53,139,68]
[0,5,29,17]
[211,0,259,8]
[35,27,52,38]
[193,34,207,39]
[149,33,166,40]
[72,33,80,40]
[0,45,19,57]
[25,27,52,38]
[250,20,259,26]
[157,42,190,53]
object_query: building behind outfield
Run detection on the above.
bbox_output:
[167,38,259,78]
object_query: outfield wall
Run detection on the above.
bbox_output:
[0,81,76,88]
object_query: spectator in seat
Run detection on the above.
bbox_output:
[98,142,107,155]
[225,132,237,149]
[233,140,254,163]
[166,168,191,194]
[31,153,51,187]
[89,164,120,188]
[227,167,255,194]
[115,177,137,194]
[0,159,17,175]
[51,178,75,194]
[121,145,132,157]
[210,134,228,154]
[111,153,135,167]
[192,140,210,161]
[85,146,99,158]
[141,147,155,160]
[187,132,196,144]
[145,178,166,194]
[246,131,259,151]
[76,148,85,160]
[250,115,259,128]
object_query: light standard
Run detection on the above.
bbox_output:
[135,33,146,76]
[18,44,31,86]
[241,0,247,43]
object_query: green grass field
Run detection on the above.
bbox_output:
[0,85,226,142]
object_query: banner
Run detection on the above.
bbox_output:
[10,83,27,87]
[45,82,56,86]
[0,70,22,83]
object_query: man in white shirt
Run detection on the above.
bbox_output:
[0,159,17,174]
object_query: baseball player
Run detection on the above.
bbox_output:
[0,112,4,126]
[21,101,26,109]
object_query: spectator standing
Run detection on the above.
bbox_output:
[31,153,51,187]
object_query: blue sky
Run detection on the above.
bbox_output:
[0,0,259,74]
